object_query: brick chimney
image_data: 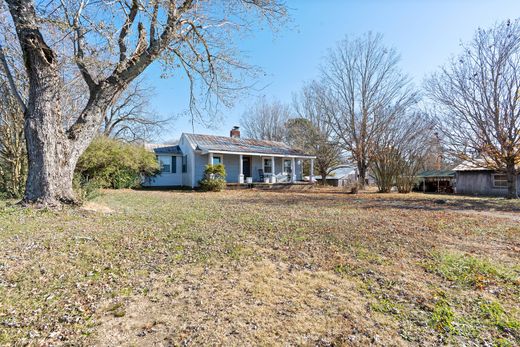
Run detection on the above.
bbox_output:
[230,126,240,139]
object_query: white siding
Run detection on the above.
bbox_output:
[143,154,182,186]
[223,154,240,183]
[178,135,194,187]
[193,153,208,187]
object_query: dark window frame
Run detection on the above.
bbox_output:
[182,155,187,173]
[171,156,177,174]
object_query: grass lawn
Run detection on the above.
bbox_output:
[0,189,519,346]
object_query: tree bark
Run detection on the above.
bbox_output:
[5,0,130,207]
[505,161,518,199]
[21,42,78,205]
[357,160,367,189]
[318,168,328,186]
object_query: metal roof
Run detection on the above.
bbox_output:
[316,166,357,180]
[183,133,315,157]
[417,169,455,178]
[153,145,183,154]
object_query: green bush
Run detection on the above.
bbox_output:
[76,136,159,190]
[73,174,102,202]
[199,164,227,192]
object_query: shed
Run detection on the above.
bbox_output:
[453,161,519,197]
[416,169,455,193]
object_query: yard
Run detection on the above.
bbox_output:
[0,189,519,346]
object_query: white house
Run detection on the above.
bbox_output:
[143,127,316,188]
[314,165,357,187]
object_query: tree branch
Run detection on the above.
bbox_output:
[0,41,26,113]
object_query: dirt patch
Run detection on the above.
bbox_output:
[453,209,520,222]
[94,260,403,346]
[81,202,115,214]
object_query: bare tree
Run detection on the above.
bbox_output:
[0,80,26,197]
[101,80,168,143]
[240,97,291,141]
[2,0,286,207]
[370,112,436,193]
[291,81,343,184]
[321,32,418,188]
[0,17,26,197]
[427,19,520,199]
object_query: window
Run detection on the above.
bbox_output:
[171,156,177,174]
[158,156,171,173]
[493,174,508,188]
[263,158,273,174]
[283,159,292,174]
[182,155,187,173]
[212,155,222,165]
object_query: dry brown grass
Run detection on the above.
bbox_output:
[0,189,519,346]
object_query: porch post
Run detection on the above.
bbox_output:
[239,154,244,183]
[291,158,296,182]
[271,156,275,175]
[208,153,213,166]
[310,158,315,183]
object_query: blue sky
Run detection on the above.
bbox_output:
[145,0,520,142]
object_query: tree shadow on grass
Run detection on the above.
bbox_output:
[229,189,520,214]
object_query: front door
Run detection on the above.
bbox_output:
[242,156,251,177]
[283,159,292,180]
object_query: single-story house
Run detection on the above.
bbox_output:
[143,127,316,188]
[453,161,520,197]
[315,165,357,187]
[416,169,456,193]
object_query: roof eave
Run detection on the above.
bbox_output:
[206,149,316,159]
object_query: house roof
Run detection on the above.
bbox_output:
[451,159,516,172]
[417,169,455,178]
[183,133,315,158]
[316,166,356,180]
[152,145,183,155]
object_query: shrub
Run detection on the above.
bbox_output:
[430,293,456,333]
[73,174,102,202]
[76,136,159,190]
[424,251,516,288]
[199,164,227,192]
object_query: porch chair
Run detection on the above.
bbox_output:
[258,169,264,182]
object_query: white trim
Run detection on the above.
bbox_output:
[290,158,296,182]
[310,158,315,183]
[191,152,195,188]
[206,150,315,159]
[239,154,244,183]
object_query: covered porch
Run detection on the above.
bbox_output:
[205,151,316,184]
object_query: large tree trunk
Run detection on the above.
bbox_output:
[357,160,367,189]
[505,161,518,199]
[23,126,77,206]
[19,25,79,206]
[5,0,170,208]
[318,168,328,186]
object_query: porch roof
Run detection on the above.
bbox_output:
[184,133,316,158]
[152,145,183,155]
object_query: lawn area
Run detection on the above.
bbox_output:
[0,189,519,346]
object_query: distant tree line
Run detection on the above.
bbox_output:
[241,21,520,198]
[0,0,519,201]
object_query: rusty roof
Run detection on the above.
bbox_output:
[184,133,314,157]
